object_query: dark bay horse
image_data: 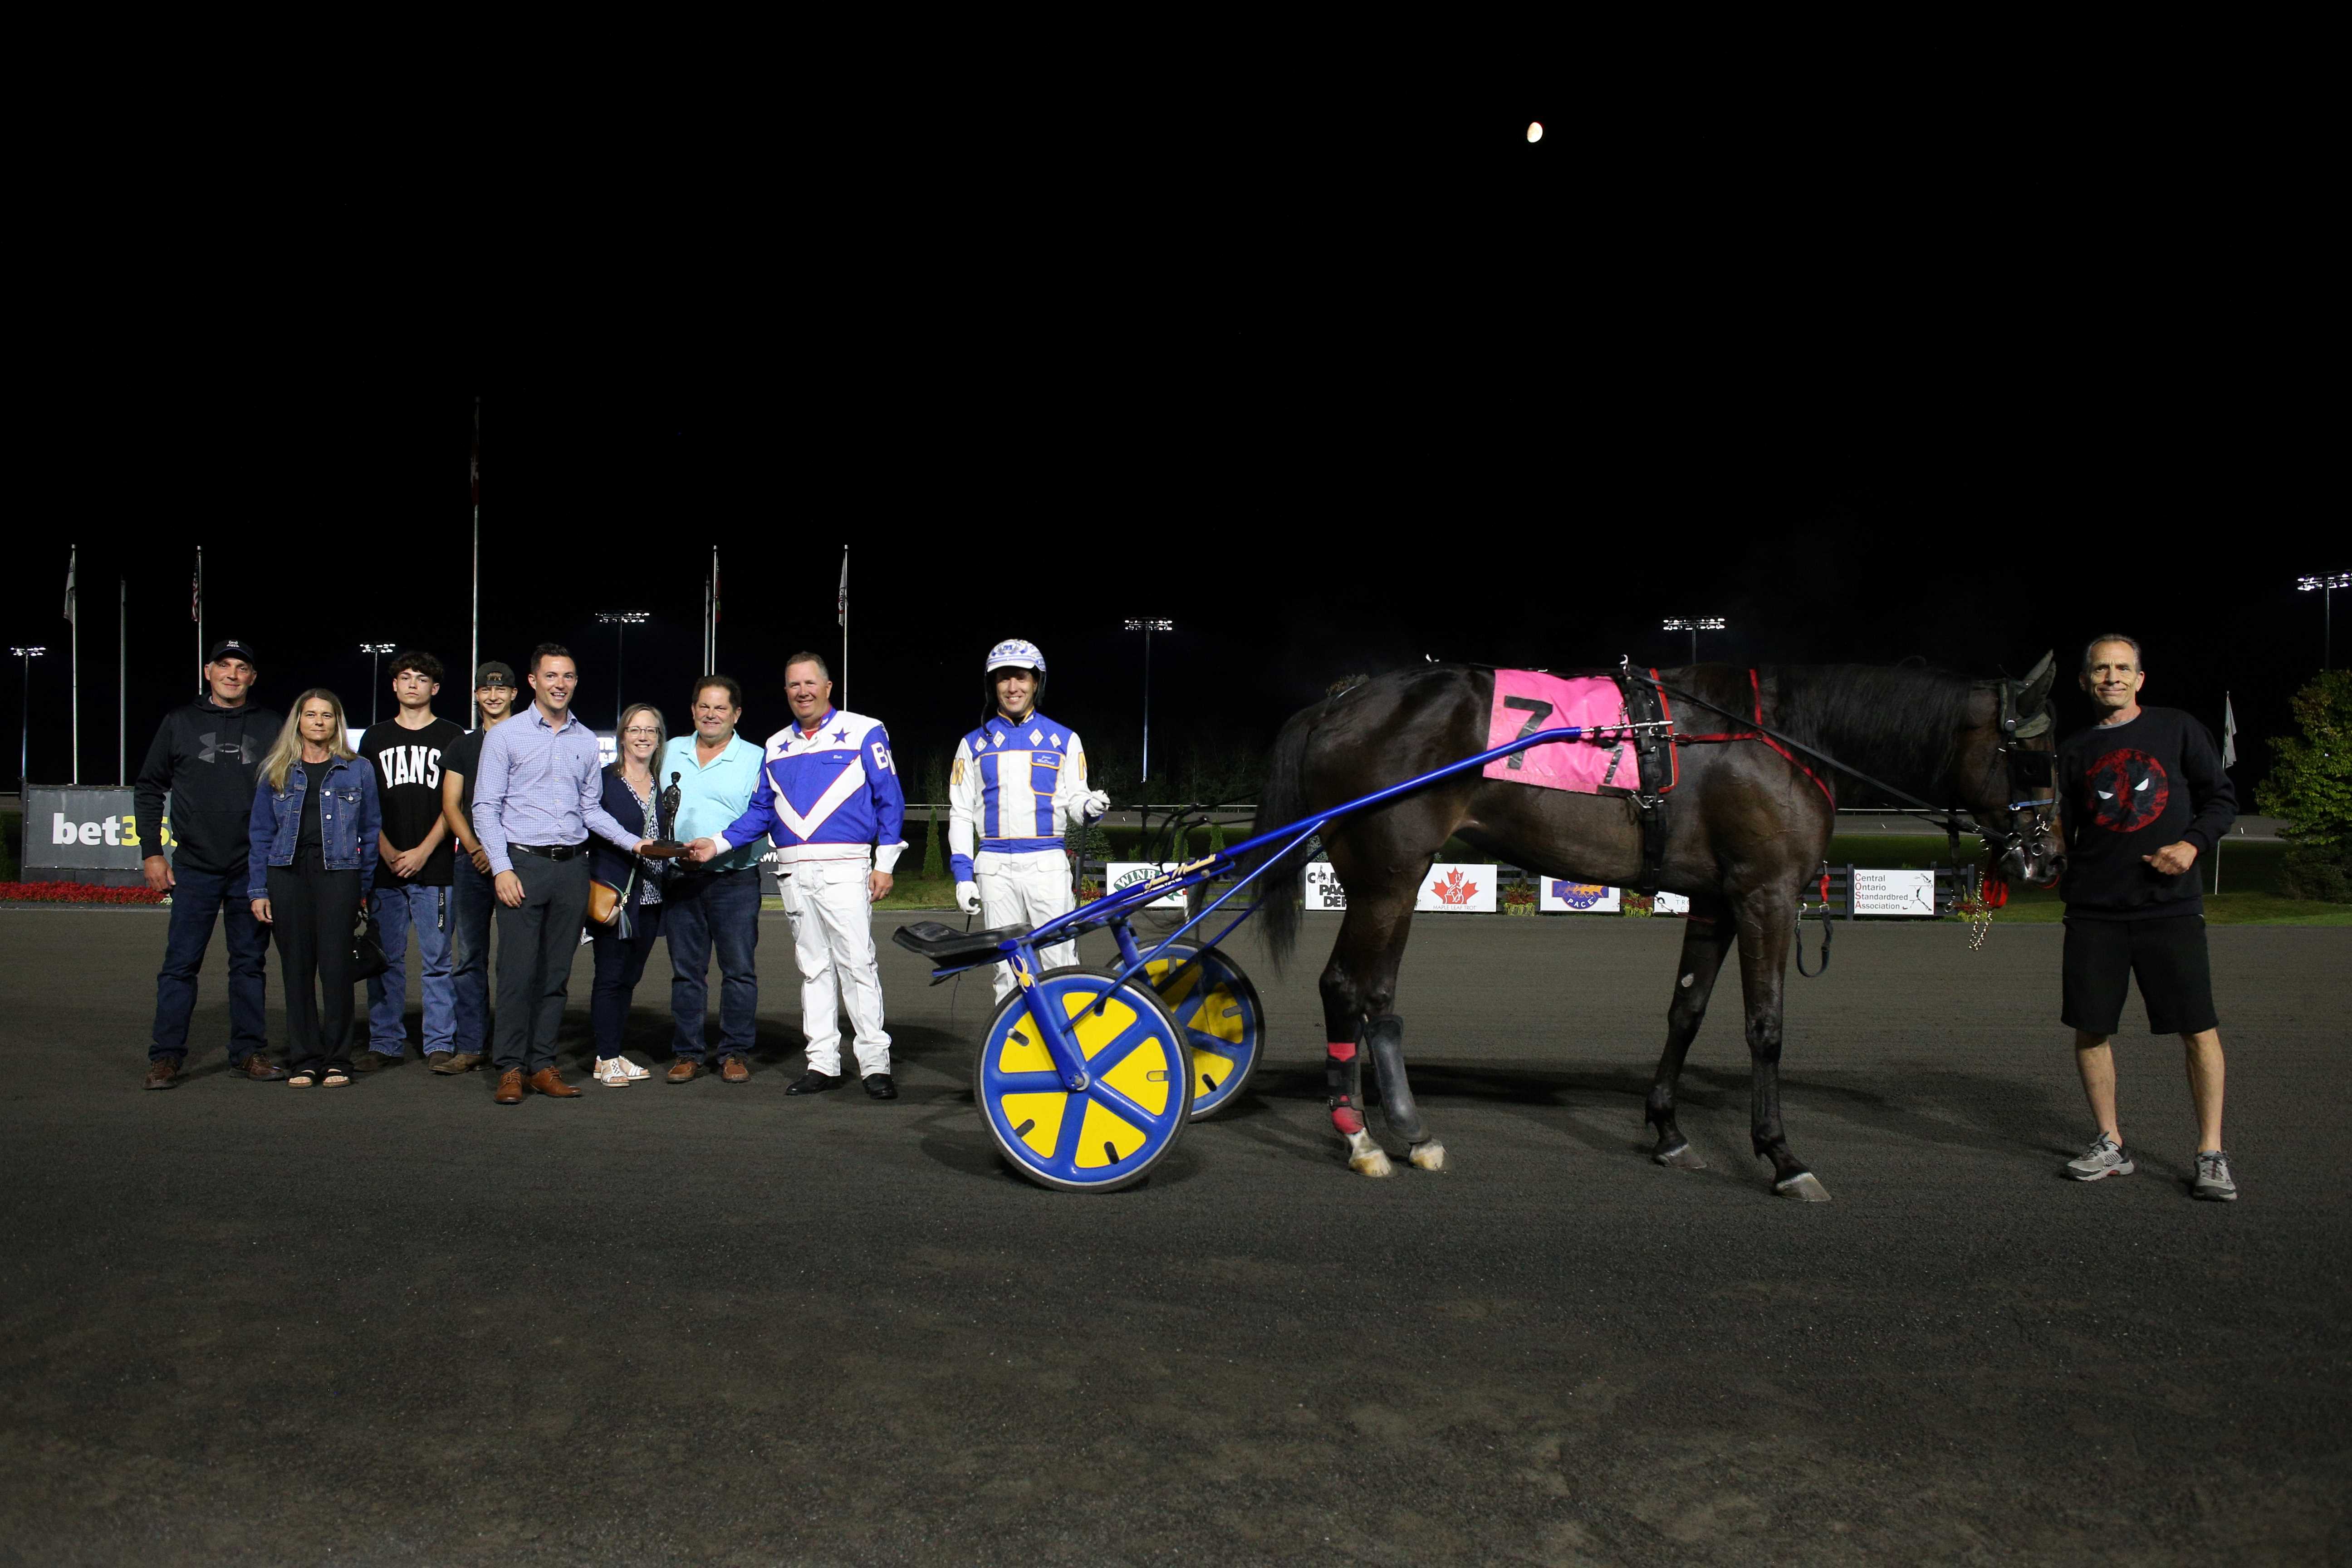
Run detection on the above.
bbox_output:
[1250,658,2062,1199]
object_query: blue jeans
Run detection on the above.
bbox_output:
[367,881,455,1055]
[590,898,664,1057]
[449,858,496,1056]
[665,868,761,1060]
[150,862,272,1064]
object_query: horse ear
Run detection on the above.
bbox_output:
[2018,650,2057,715]
[2014,710,2053,738]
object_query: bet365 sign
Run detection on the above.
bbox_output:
[20,785,170,875]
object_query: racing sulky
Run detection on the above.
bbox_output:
[1249,655,2062,1198]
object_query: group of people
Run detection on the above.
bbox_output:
[133,634,1107,1107]
[128,626,2239,1199]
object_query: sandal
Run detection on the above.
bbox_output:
[321,1065,351,1087]
[288,1070,317,1088]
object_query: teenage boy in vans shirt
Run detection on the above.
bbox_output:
[435,662,520,1074]
[356,651,465,1069]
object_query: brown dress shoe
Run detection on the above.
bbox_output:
[143,1057,182,1090]
[235,1054,289,1081]
[494,1069,525,1105]
[666,1058,704,1084]
[528,1068,581,1098]
[720,1054,751,1084]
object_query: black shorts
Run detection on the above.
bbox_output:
[2061,912,2219,1037]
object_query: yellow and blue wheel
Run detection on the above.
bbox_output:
[976,967,1194,1193]
[1142,941,1265,1121]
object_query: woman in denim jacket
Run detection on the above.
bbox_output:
[247,689,380,1086]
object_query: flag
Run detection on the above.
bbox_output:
[712,551,720,624]
[2221,692,2237,769]
[63,546,75,625]
[191,559,201,622]
[837,549,848,628]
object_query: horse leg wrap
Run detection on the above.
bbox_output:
[1362,1014,1426,1144]
[1325,1040,1363,1136]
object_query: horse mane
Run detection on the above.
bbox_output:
[1768,663,1981,802]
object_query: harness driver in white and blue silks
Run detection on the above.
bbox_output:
[949,639,1111,1000]
[686,653,908,1098]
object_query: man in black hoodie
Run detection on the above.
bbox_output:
[2055,634,2239,1199]
[136,641,287,1088]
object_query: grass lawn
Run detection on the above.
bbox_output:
[761,872,964,914]
[1823,834,2351,926]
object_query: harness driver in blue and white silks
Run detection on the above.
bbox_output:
[687,655,908,1096]
[948,639,1111,1000]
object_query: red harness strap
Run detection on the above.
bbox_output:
[1674,670,1838,809]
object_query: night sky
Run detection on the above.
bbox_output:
[10,96,2337,809]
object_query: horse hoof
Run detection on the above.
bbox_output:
[1774,1171,1832,1202]
[1344,1130,1394,1178]
[1653,1141,1706,1171]
[1408,1141,1446,1172]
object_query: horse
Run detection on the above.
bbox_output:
[1248,656,2063,1200]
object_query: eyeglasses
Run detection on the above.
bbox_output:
[622,727,662,738]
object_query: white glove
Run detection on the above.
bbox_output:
[957,880,983,915]
[1081,789,1110,820]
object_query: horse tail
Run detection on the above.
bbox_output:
[1246,697,1328,972]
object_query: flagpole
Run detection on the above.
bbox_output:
[195,546,205,694]
[839,545,849,708]
[118,578,126,783]
[2215,690,2234,895]
[67,545,79,783]
[470,396,481,728]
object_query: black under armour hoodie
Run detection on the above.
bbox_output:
[132,696,284,877]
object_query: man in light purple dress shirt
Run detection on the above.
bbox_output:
[470,643,664,1104]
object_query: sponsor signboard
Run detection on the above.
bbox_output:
[1105,862,1186,910]
[1540,878,1621,913]
[1416,862,1497,913]
[1302,861,1348,911]
[20,784,169,884]
[1651,891,1691,915]
[1852,867,1936,916]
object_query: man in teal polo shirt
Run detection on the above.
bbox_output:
[658,676,769,1083]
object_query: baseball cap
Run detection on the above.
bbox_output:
[474,661,517,689]
[206,639,260,668]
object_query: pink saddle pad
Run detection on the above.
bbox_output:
[1482,671,1634,794]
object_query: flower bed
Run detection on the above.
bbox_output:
[0,881,169,905]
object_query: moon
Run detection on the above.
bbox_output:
[1527,121,1543,143]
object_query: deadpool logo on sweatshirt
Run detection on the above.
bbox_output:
[2085,748,2170,833]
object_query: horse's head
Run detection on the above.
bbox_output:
[1955,651,2064,888]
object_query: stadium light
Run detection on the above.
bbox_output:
[1661,617,1727,665]
[1122,618,1175,784]
[12,645,47,789]
[359,643,397,725]
[595,612,651,732]
[2300,573,2352,669]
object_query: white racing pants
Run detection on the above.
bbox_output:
[779,857,891,1078]
[977,846,1078,1000]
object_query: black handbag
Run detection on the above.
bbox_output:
[352,901,391,981]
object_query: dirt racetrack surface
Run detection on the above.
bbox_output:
[1,907,2346,1566]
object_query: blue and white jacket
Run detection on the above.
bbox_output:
[947,709,1092,880]
[715,708,906,872]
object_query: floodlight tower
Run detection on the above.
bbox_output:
[12,645,46,789]
[1122,617,1175,785]
[1661,616,1726,666]
[2298,573,2352,669]
[596,612,650,732]
[359,643,397,725]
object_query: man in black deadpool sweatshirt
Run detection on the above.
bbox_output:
[134,641,286,1088]
[2054,634,2239,1200]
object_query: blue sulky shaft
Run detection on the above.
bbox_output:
[924,720,1658,1092]
[932,720,1658,982]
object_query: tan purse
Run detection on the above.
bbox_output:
[588,866,636,927]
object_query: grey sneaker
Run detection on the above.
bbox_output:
[2066,1133,2135,1181]
[2192,1149,2238,1201]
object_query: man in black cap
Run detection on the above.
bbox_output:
[436,661,520,1074]
[135,640,287,1087]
